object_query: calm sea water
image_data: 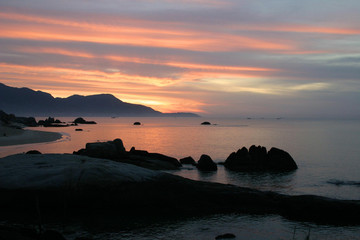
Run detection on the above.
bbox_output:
[1,117,360,239]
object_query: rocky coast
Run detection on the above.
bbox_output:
[1,136,360,239]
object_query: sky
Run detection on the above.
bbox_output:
[0,0,359,118]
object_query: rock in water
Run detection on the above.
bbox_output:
[74,139,181,170]
[180,156,196,165]
[26,150,42,154]
[224,145,297,171]
[73,117,96,124]
[196,154,217,171]
[267,147,298,171]
[74,138,126,159]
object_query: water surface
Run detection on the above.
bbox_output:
[1,117,360,239]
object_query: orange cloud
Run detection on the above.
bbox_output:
[106,55,278,72]
[0,11,295,52]
[18,47,95,58]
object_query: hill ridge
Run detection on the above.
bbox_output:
[0,82,199,117]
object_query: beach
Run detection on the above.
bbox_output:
[0,124,62,147]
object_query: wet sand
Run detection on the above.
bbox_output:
[0,124,62,146]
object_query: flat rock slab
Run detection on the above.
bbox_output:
[1,154,360,225]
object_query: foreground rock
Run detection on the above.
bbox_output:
[224,145,298,171]
[0,154,359,225]
[74,139,181,170]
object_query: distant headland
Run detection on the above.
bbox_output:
[0,82,200,117]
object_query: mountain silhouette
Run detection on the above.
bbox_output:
[0,83,199,117]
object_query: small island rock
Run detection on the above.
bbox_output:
[201,121,211,125]
[215,233,236,239]
[133,122,141,125]
[74,117,96,124]
[26,150,42,154]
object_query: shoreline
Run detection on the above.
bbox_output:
[0,125,62,147]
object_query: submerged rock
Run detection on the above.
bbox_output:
[196,154,217,171]
[224,145,297,172]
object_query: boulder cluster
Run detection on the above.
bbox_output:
[0,110,97,128]
[38,117,66,127]
[73,139,297,173]
[224,145,298,171]
[0,110,37,127]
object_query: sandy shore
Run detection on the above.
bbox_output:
[0,125,62,146]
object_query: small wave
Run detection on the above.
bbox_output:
[327,179,360,187]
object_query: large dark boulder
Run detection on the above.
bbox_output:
[74,140,181,170]
[267,147,298,171]
[125,147,181,170]
[180,156,196,165]
[224,145,297,172]
[196,154,217,171]
[224,147,252,170]
[74,138,126,159]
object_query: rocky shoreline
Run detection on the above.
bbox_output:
[1,138,360,239]
[1,153,359,226]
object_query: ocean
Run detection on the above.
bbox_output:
[1,117,360,239]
